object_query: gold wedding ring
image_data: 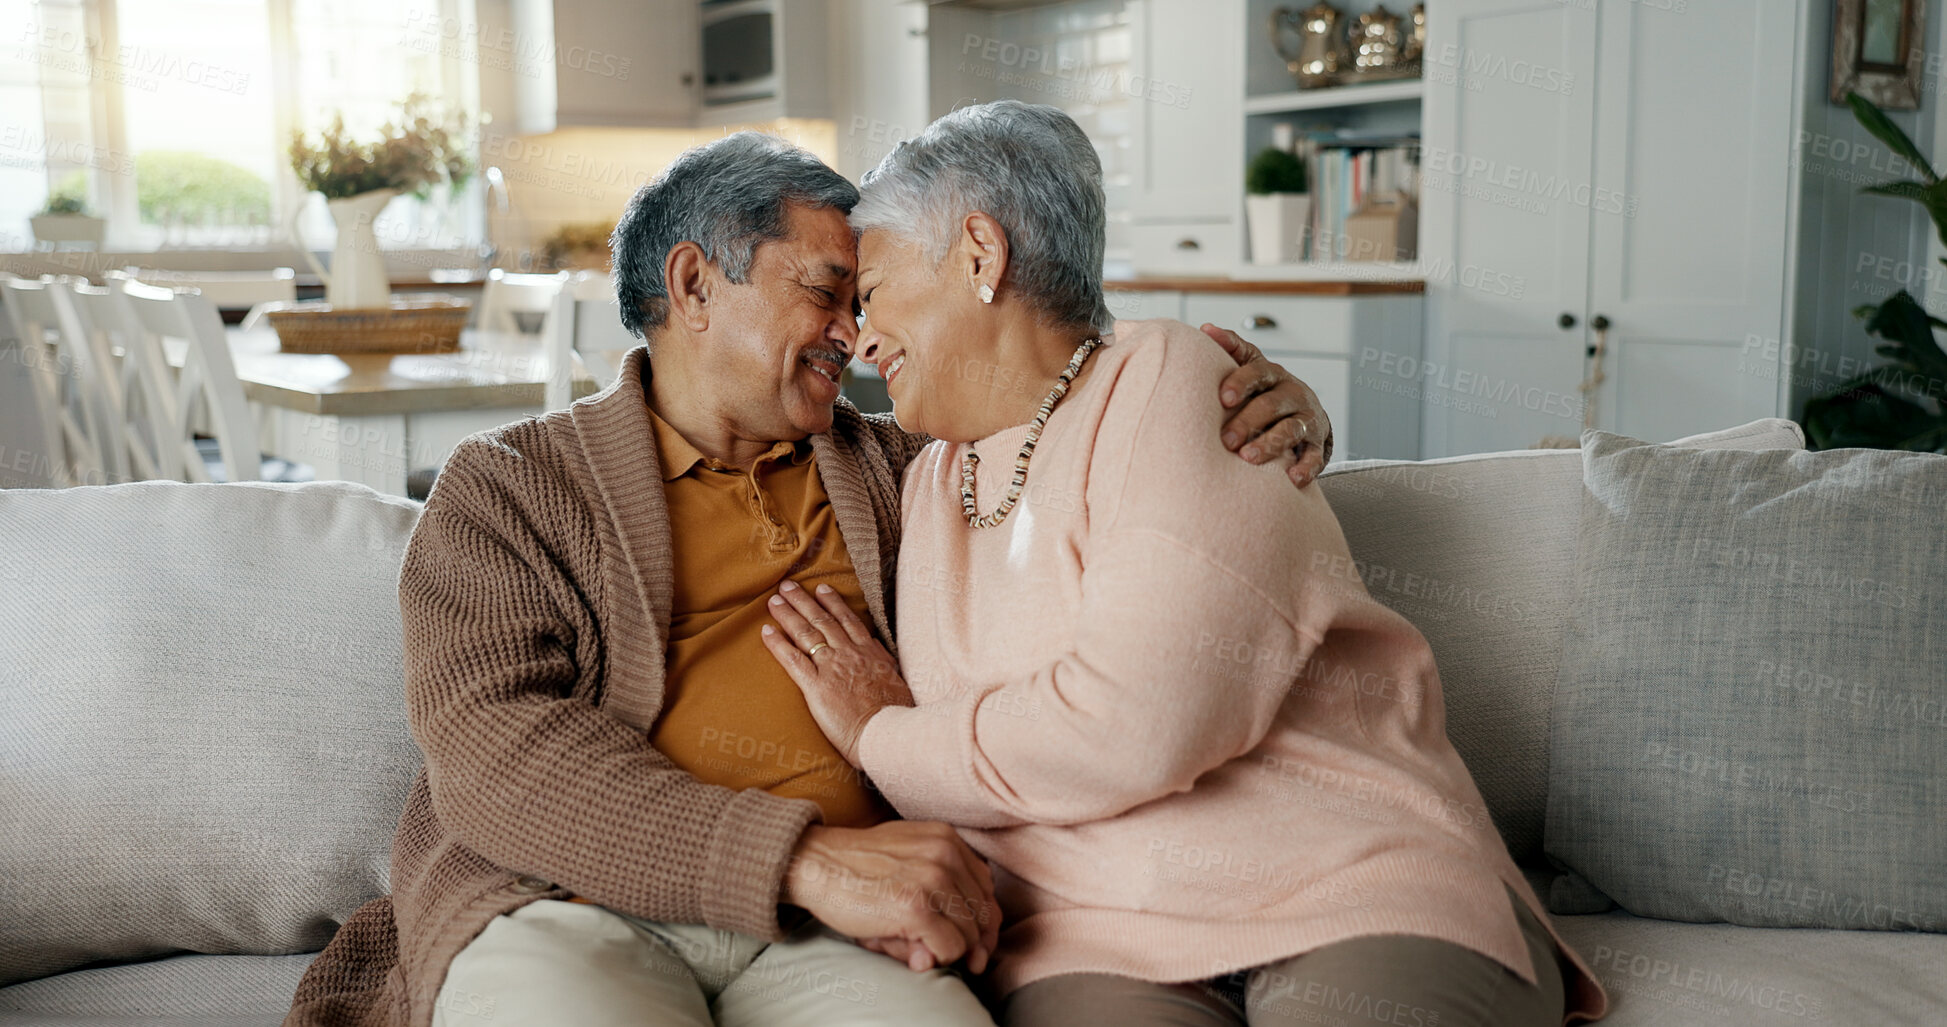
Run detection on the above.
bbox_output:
[806,641,830,657]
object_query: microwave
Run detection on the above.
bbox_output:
[701,0,779,107]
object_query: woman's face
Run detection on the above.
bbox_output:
[855,227,994,442]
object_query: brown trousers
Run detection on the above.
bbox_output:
[1000,886,1567,1027]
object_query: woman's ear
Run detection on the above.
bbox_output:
[957,211,1009,302]
[664,240,712,332]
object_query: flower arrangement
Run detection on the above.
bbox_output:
[288,93,474,200]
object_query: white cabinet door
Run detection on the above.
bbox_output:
[1105,289,1184,322]
[515,0,699,131]
[1127,0,1243,224]
[1419,0,1598,456]
[1182,293,1425,461]
[1585,0,1795,441]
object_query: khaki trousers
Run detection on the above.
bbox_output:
[432,898,996,1027]
[1001,886,1568,1027]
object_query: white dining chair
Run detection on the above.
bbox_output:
[111,277,267,484]
[1,274,72,487]
[478,269,568,334]
[124,267,297,331]
[543,270,636,411]
[49,279,190,483]
[1,276,123,487]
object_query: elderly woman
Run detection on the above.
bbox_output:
[761,101,1608,1027]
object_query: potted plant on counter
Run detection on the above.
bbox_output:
[30,175,106,249]
[287,93,473,309]
[1246,146,1310,265]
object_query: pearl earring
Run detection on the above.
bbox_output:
[978,283,995,304]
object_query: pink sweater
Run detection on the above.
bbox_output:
[858,319,1606,1021]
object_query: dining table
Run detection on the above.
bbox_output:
[161,326,606,496]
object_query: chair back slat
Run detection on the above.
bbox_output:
[0,278,76,486]
[2,277,126,486]
[62,281,190,482]
[479,269,568,335]
[544,271,633,411]
[112,276,263,483]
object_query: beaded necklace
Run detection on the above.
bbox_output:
[960,336,1102,528]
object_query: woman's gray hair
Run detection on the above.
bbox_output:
[611,132,859,337]
[852,101,1111,333]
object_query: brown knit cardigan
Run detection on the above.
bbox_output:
[282,345,928,1027]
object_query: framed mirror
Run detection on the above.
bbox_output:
[1832,0,1927,109]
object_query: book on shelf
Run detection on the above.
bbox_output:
[1291,134,1421,262]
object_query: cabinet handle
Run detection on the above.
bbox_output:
[681,72,695,87]
[1176,237,1201,251]
[1591,314,1611,331]
[1247,315,1278,329]
[1558,312,1577,329]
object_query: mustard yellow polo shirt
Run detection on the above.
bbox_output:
[642,403,893,830]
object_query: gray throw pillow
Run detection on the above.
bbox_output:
[0,480,424,986]
[1544,431,1947,931]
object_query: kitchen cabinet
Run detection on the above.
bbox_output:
[509,0,700,133]
[1419,0,1799,456]
[1104,289,1184,322]
[1126,0,1245,272]
[1182,292,1424,461]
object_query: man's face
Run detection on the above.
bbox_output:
[703,203,860,441]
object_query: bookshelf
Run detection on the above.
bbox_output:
[1243,0,1424,280]
[1243,79,1425,116]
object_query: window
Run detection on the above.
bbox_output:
[2,0,482,252]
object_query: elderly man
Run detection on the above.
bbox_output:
[283,132,1332,1027]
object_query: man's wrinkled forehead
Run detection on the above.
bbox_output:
[752,203,858,283]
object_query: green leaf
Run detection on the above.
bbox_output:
[1897,421,1947,452]
[1847,91,1938,184]
[1863,292,1947,391]
[1862,181,1930,200]
[1860,180,1947,252]
[1802,382,1944,450]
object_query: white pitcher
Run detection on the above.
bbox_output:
[292,188,397,309]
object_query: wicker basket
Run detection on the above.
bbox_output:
[265,296,471,354]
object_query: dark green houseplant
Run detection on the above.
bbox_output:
[1802,93,1947,452]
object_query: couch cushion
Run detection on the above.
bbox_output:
[0,953,316,1026]
[1319,419,1805,864]
[1545,433,1947,929]
[0,480,424,987]
[1553,911,1947,1025]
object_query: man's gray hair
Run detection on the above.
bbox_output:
[851,101,1111,333]
[611,132,859,337]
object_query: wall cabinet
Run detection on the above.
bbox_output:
[509,0,700,133]
[1419,0,1799,455]
[1126,0,1244,272]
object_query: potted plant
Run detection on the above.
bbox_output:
[1246,146,1311,265]
[30,174,106,249]
[1801,92,1947,453]
[287,93,473,309]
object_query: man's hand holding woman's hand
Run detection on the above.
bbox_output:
[783,821,1000,975]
